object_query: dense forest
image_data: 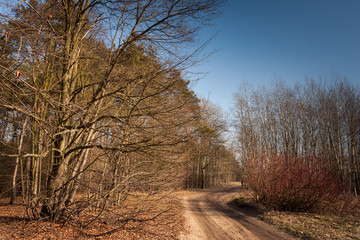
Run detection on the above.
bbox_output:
[233,80,360,210]
[0,0,238,227]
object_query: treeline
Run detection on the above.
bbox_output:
[185,100,240,189]
[0,0,237,226]
[234,79,360,198]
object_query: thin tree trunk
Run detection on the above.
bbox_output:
[10,118,28,204]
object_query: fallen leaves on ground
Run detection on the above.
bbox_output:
[0,196,185,240]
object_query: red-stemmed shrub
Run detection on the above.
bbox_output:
[243,154,345,212]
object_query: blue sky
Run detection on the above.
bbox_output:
[190,0,360,112]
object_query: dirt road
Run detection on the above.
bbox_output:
[179,183,294,240]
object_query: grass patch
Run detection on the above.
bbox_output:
[234,196,252,207]
[235,190,360,240]
[262,211,360,240]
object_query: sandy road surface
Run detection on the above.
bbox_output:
[179,183,294,240]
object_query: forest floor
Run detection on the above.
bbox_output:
[0,196,184,239]
[233,184,360,240]
[0,184,359,239]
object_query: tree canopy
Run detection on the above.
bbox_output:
[0,0,237,229]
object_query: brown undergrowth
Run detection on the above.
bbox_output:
[0,196,184,240]
[235,189,360,240]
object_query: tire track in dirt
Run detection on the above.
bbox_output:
[179,183,295,240]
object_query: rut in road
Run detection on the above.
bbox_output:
[179,183,295,240]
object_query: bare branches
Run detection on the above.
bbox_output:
[233,79,360,195]
[0,0,225,230]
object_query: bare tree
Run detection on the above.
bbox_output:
[185,99,239,189]
[233,78,360,195]
[0,0,225,226]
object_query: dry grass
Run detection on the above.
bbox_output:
[235,190,360,240]
[262,211,360,239]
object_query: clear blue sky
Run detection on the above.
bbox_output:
[190,0,360,112]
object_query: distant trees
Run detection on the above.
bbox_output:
[233,79,360,198]
[184,100,239,189]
